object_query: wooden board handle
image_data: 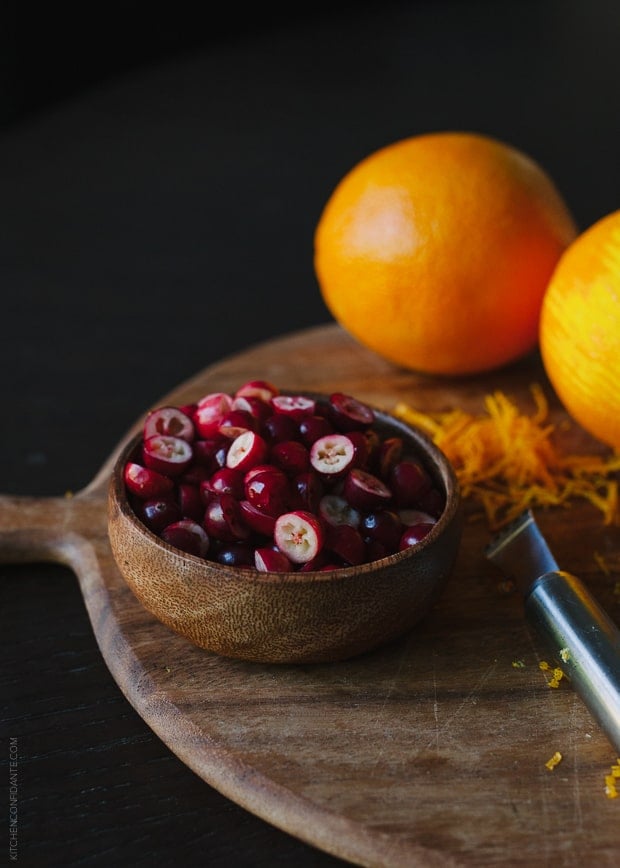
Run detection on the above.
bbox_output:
[0,491,106,569]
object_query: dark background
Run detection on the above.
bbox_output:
[2,2,619,865]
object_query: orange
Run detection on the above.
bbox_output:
[314,131,578,375]
[540,209,620,451]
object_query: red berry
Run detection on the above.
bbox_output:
[318,494,361,528]
[124,462,175,499]
[218,409,256,439]
[177,482,205,522]
[325,523,366,565]
[261,413,299,443]
[194,392,233,438]
[378,436,404,478]
[226,430,268,473]
[274,510,324,564]
[134,496,182,533]
[271,394,317,421]
[389,460,433,507]
[203,493,250,542]
[231,395,272,425]
[143,405,195,442]
[399,522,435,550]
[362,509,403,551]
[142,434,193,477]
[244,464,290,515]
[238,500,277,535]
[270,440,310,475]
[328,392,375,431]
[235,379,279,402]
[201,467,245,500]
[309,433,355,478]
[161,519,210,557]
[298,415,334,446]
[216,542,255,567]
[254,547,292,572]
[343,468,392,511]
[292,471,324,512]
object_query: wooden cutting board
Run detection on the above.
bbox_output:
[2,323,619,867]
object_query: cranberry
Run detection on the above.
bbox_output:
[142,435,193,477]
[346,430,370,469]
[328,392,375,431]
[194,392,233,438]
[270,440,310,475]
[218,409,256,439]
[261,413,298,444]
[362,510,403,552]
[231,395,272,425]
[378,436,404,478]
[143,406,195,443]
[254,547,292,573]
[318,494,361,528]
[124,462,175,499]
[399,522,435,550]
[274,510,324,564]
[389,459,433,507]
[235,379,279,402]
[192,437,228,470]
[238,500,277,535]
[309,433,356,478]
[203,493,250,542]
[216,542,255,567]
[226,430,268,473]
[298,414,334,446]
[161,519,210,558]
[177,482,205,522]
[415,486,445,518]
[201,467,245,500]
[134,496,182,533]
[292,471,324,512]
[325,523,366,566]
[271,394,317,421]
[244,464,290,515]
[342,468,392,511]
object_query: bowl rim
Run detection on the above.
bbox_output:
[109,399,461,586]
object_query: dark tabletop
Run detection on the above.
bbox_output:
[2,2,620,865]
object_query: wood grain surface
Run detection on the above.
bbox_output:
[2,323,619,867]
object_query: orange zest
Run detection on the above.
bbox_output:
[395,384,620,529]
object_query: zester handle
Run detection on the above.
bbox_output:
[525,570,620,753]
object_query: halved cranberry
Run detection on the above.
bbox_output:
[254,547,292,573]
[328,392,375,431]
[343,468,392,511]
[235,379,279,402]
[270,440,310,475]
[161,519,210,557]
[389,460,433,507]
[203,493,250,542]
[218,409,256,439]
[309,434,355,478]
[124,462,175,499]
[143,405,195,443]
[318,494,361,528]
[399,522,435,550]
[244,465,290,515]
[226,430,268,473]
[142,434,193,477]
[231,395,272,425]
[134,496,182,533]
[378,436,404,478]
[398,508,437,527]
[274,510,324,564]
[238,500,277,535]
[271,394,316,421]
[194,392,233,438]
[325,523,365,565]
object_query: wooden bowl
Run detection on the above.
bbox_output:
[108,406,462,664]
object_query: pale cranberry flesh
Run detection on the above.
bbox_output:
[142,435,193,477]
[310,433,355,477]
[143,406,195,443]
[226,430,268,472]
[274,510,324,563]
